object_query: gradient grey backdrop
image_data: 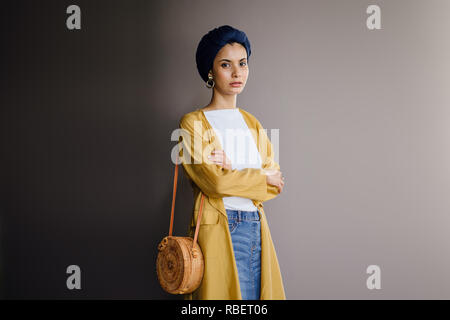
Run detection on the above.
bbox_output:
[2,0,450,299]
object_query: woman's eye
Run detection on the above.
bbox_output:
[221,62,247,67]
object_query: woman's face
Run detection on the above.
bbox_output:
[210,42,249,95]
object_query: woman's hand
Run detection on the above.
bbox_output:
[264,169,285,193]
[208,149,232,170]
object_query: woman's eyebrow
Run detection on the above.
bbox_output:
[219,58,247,62]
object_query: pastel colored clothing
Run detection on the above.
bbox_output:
[178,107,286,300]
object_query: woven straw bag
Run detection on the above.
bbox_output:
[156,154,205,294]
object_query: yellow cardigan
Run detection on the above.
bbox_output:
[178,107,286,300]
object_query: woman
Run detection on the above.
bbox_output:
[178,25,286,300]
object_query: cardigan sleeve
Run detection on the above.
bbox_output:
[255,117,282,202]
[178,115,273,201]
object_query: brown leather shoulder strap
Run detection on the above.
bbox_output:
[192,192,204,247]
[168,155,179,237]
[169,153,205,249]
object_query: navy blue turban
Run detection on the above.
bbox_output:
[196,25,252,83]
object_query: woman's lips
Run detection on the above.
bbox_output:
[230,82,242,87]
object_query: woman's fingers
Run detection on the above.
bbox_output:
[263,169,281,177]
[210,150,228,162]
[278,179,285,193]
[208,150,232,169]
[208,153,224,163]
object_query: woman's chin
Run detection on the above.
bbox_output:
[229,87,244,94]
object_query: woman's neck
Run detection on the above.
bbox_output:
[203,91,237,111]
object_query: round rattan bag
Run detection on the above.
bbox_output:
[156,157,205,295]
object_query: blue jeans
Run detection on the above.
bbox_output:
[226,209,261,300]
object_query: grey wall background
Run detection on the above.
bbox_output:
[1,0,450,299]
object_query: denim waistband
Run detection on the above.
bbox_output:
[225,209,260,221]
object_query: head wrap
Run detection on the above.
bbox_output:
[195,25,252,83]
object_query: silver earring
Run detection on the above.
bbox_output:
[206,74,215,88]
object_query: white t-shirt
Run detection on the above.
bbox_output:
[203,108,262,211]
